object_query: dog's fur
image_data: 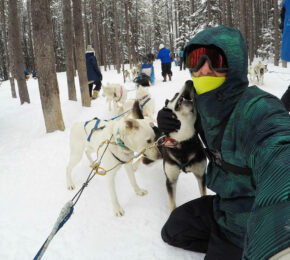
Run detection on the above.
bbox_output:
[160,80,207,211]
[121,86,155,121]
[102,83,128,115]
[248,61,268,85]
[123,69,131,82]
[66,102,161,216]
[131,66,140,79]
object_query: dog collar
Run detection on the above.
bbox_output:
[116,128,128,149]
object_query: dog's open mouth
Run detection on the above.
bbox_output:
[175,83,194,111]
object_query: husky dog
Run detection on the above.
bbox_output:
[102,83,127,115]
[160,80,207,211]
[121,86,155,121]
[66,102,161,216]
[131,66,140,79]
[123,69,131,82]
[248,61,268,85]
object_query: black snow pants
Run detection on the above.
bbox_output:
[161,196,243,260]
[88,81,102,97]
[161,62,172,77]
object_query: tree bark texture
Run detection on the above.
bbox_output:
[72,0,91,107]
[8,0,30,104]
[31,0,65,133]
[62,0,77,101]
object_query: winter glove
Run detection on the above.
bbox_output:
[157,107,181,134]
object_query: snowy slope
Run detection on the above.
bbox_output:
[0,60,289,260]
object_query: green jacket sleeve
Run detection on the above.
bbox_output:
[242,96,290,260]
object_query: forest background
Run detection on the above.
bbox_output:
[0,0,286,133]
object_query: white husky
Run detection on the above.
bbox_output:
[102,83,127,115]
[248,61,268,85]
[121,86,155,121]
[66,110,160,216]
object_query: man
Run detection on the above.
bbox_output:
[157,44,172,82]
[157,26,290,260]
[85,45,102,99]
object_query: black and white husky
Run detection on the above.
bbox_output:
[160,80,207,211]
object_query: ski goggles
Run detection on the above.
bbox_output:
[186,47,228,73]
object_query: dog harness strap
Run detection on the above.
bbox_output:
[115,87,123,102]
[110,151,126,164]
[140,97,151,110]
[200,115,252,176]
[116,128,127,148]
[87,119,101,142]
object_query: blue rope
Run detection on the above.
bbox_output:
[33,201,74,260]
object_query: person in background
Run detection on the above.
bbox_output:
[32,69,37,79]
[24,68,30,80]
[179,47,184,71]
[85,45,102,99]
[157,44,172,82]
[280,0,290,64]
[157,26,290,260]
[281,85,290,111]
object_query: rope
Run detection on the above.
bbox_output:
[33,133,159,260]
[33,135,112,260]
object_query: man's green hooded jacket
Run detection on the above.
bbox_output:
[185,26,290,260]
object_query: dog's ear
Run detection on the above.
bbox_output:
[132,100,144,119]
[125,119,139,130]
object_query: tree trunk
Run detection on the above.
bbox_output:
[83,0,91,48]
[8,0,30,104]
[124,0,132,68]
[62,0,77,101]
[26,0,35,69]
[239,0,246,40]
[89,0,99,61]
[0,0,16,98]
[113,0,121,73]
[72,0,91,107]
[226,0,233,27]
[31,0,65,133]
[248,0,254,64]
[273,0,280,66]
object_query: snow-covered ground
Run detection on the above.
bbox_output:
[0,60,289,260]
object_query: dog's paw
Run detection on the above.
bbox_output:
[114,207,125,217]
[67,183,75,190]
[136,188,148,196]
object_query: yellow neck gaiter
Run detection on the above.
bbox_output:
[192,76,226,95]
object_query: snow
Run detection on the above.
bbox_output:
[0,60,289,260]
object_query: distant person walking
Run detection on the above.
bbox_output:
[157,44,172,82]
[280,0,290,62]
[179,47,184,71]
[85,45,102,99]
[32,69,37,79]
[24,68,30,80]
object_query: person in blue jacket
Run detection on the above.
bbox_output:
[157,44,172,82]
[24,68,30,80]
[179,47,185,71]
[85,45,102,99]
[280,0,290,62]
[32,69,37,79]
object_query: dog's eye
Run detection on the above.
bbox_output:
[147,139,152,144]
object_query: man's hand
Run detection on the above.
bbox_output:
[157,107,181,134]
